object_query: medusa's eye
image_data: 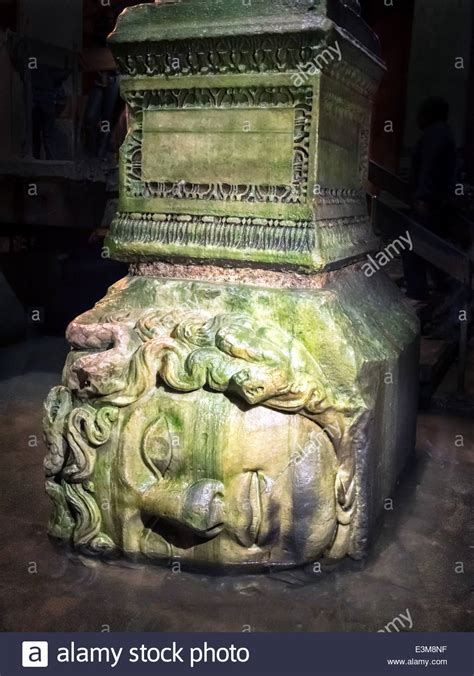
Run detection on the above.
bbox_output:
[142,416,175,477]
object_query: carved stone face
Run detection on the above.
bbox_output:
[45,304,355,569]
[96,388,339,569]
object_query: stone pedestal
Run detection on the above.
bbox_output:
[43,0,419,571]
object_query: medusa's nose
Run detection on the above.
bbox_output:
[140,478,225,539]
[181,479,225,536]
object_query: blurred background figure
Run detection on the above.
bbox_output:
[83,69,120,159]
[403,97,460,300]
[31,64,69,160]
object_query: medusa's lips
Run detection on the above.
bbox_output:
[234,471,264,547]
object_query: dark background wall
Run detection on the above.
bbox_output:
[361,0,416,172]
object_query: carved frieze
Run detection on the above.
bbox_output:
[114,32,379,98]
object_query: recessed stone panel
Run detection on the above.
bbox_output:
[142,108,296,186]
